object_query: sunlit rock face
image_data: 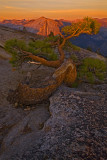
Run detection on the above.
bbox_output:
[25,17,63,36]
[0,17,63,36]
[0,17,107,36]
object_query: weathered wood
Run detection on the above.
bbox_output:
[7,59,77,105]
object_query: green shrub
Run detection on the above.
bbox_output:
[44,35,59,43]
[70,54,79,63]
[28,40,58,61]
[5,39,28,67]
[87,47,92,51]
[29,40,51,49]
[64,41,80,52]
[5,39,58,67]
[5,39,27,53]
[77,57,106,83]
[63,40,72,51]
[71,44,81,51]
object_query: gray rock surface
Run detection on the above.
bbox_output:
[0,59,51,159]
[0,25,106,159]
[0,84,106,160]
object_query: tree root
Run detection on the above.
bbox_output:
[7,59,77,105]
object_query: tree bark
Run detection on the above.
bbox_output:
[23,41,65,68]
[8,37,77,105]
[7,59,77,105]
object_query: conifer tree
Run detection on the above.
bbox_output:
[6,17,101,105]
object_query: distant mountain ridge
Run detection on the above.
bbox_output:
[0,17,107,36]
[0,17,63,36]
[0,17,107,56]
[24,17,63,36]
[70,27,107,57]
[95,18,107,27]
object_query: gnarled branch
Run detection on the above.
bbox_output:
[22,41,65,68]
[7,59,77,105]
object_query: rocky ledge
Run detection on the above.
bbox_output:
[0,83,106,160]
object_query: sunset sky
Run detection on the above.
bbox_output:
[0,0,107,20]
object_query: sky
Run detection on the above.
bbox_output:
[0,0,107,20]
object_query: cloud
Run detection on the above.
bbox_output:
[4,6,25,10]
[1,0,107,10]
[5,6,14,9]
[0,0,107,20]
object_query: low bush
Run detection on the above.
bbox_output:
[64,40,81,52]
[77,57,106,84]
[5,39,58,67]
[70,54,79,63]
[5,39,27,67]
[71,44,81,51]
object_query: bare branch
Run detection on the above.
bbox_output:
[27,61,42,65]
[59,32,65,39]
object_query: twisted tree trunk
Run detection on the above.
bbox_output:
[8,59,77,105]
[23,42,65,68]
[7,37,77,105]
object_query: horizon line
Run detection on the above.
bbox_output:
[1,16,107,21]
